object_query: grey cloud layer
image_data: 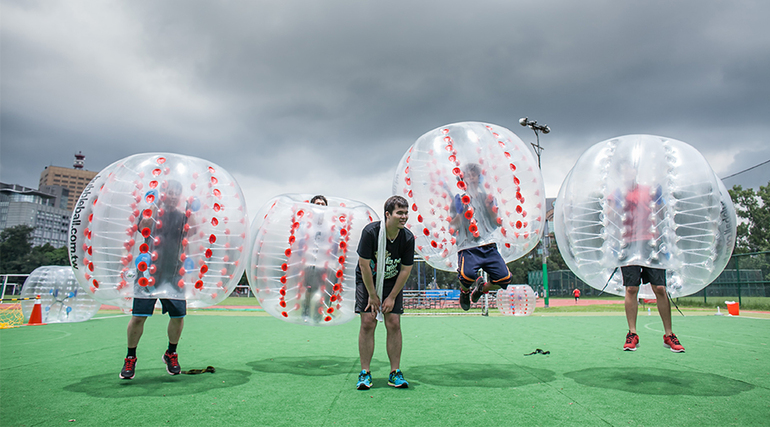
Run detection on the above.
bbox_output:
[2,0,768,213]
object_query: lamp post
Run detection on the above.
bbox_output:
[519,117,550,308]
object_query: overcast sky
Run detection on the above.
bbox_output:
[2,0,769,216]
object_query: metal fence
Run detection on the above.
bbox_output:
[696,251,770,305]
[5,251,767,306]
[0,274,29,300]
[528,251,770,304]
[401,289,498,311]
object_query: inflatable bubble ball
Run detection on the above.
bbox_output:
[248,194,378,326]
[393,122,546,271]
[68,153,249,308]
[554,135,736,299]
[496,285,536,316]
[21,266,101,323]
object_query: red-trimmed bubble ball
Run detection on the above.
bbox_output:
[496,285,536,316]
[68,153,249,308]
[392,122,545,272]
[553,135,737,299]
[247,194,378,326]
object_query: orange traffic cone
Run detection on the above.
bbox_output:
[27,295,45,326]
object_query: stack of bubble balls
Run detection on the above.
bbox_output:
[248,194,378,326]
[393,122,546,271]
[21,266,101,323]
[496,285,536,316]
[554,135,736,299]
[69,153,249,308]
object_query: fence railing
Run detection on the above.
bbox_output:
[401,289,498,311]
[703,251,770,305]
[528,251,770,304]
[5,251,766,306]
[0,274,29,300]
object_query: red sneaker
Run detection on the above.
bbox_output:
[623,332,639,351]
[663,333,685,353]
[162,351,181,375]
[470,276,486,303]
[120,356,137,379]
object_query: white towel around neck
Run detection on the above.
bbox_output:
[375,217,388,322]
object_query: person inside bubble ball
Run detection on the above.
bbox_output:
[300,195,332,322]
[618,173,684,353]
[310,195,328,206]
[355,196,415,390]
[449,163,512,311]
[121,180,192,379]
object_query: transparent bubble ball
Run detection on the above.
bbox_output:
[21,266,101,323]
[496,285,536,316]
[68,153,249,308]
[554,135,736,298]
[393,122,546,272]
[247,194,378,326]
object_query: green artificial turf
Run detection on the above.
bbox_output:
[1,312,768,426]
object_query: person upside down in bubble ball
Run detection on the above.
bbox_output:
[449,163,512,311]
[121,180,194,379]
[615,172,685,353]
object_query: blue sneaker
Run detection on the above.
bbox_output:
[356,370,372,390]
[388,369,409,388]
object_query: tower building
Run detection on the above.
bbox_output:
[39,152,98,212]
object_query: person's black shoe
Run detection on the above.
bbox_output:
[162,351,181,375]
[471,276,486,303]
[120,356,137,379]
[459,288,471,311]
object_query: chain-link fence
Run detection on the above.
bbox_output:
[694,251,769,305]
[527,251,770,304]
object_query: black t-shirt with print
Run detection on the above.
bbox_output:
[355,221,415,287]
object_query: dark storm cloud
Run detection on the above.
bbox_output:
[1,0,768,213]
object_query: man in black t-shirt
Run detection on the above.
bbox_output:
[354,196,415,390]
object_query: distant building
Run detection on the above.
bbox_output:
[38,185,70,210]
[0,183,70,248]
[38,152,98,212]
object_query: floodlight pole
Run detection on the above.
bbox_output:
[520,118,550,308]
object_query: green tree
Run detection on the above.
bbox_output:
[546,243,568,271]
[0,225,34,274]
[507,254,540,284]
[0,227,71,274]
[46,246,70,266]
[23,243,70,272]
[729,182,770,253]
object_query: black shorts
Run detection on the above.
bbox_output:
[457,244,512,288]
[355,281,404,315]
[621,266,666,287]
[132,298,186,318]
